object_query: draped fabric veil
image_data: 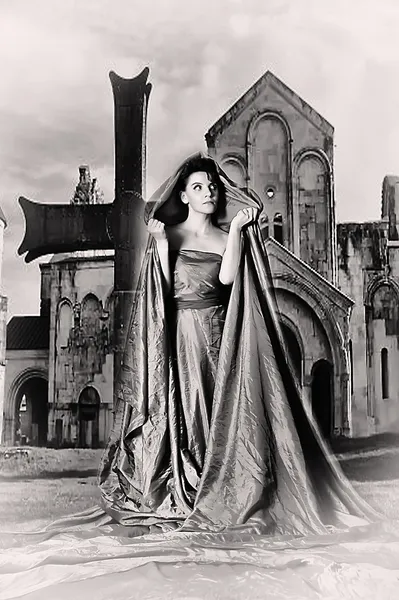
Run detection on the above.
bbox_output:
[98,152,381,536]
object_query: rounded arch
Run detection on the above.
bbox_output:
[78,385,100,404]
[81,291,101,305]
[77,381,102,402]
[293,147,332,175]
[368,279,399,335]
[246,111,294,250]
[56,297,73,311]
[5,368,48,446]
[220,154,247,188]
[311,358,333,376]
[272,273,346,369]
[57,299,73,348]
[247,110,293,146]
[7,368,48,415]
[78,291,103,311]
[365,276,399,307]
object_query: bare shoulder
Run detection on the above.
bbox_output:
[218,229,229,241]
[213,226,229,254]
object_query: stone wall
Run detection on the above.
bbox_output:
[335,221,399,436]
[206,72,336,284]
[41,254,114,447]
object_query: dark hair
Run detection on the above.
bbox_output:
[175,157,226,220]
[153,156,227,226]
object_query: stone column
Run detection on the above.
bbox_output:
[340,371,351,436]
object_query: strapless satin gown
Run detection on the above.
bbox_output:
[169,249,228,496]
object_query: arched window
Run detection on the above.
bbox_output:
[81,294,101,337]
[57,302,73,348]
[221,158,246,188]
[381,348,389,399]
[372,284,399,335]
[273,213,283,244]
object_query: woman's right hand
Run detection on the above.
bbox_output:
[147,218,167,243]
[230,208,259,232]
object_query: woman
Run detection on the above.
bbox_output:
[99,153,381,536]
[147,158,257,495]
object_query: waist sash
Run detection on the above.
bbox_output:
[174,296,224,310]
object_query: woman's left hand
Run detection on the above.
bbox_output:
[230,208,259,232]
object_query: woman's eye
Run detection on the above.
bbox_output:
[193,184,202,191]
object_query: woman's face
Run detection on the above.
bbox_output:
[180,171,219,215]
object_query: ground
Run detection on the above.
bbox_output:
[1,435,399,532]
[0,447,102,531]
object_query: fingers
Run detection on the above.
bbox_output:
[147,218,164,231]
[147,218,167,240]
[148,218,161,228]
[238,207,259,225]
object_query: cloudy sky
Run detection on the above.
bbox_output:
[1,0,399,317]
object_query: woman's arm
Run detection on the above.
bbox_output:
[147,219,172,293]
[219,208,258,285]
[156,239,172,293]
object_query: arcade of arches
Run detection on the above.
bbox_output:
[4,374,105,448]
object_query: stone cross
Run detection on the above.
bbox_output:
[18,67,152,386]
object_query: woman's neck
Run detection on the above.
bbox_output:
[183,211,213,236]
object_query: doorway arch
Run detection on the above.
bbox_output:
[78,386,100,448]
[5,369,48,446]
[15,377,48,446]
[311,359,333,438]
